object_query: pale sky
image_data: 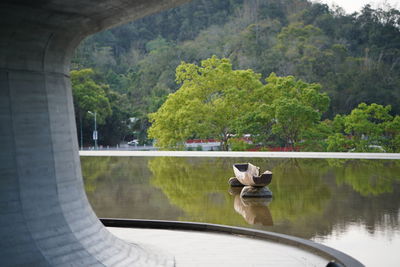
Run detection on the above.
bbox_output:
[314,0,399,13]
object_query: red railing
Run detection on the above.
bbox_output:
[246,146,300,152]
[186,137,252,144]
[186,139,218,144]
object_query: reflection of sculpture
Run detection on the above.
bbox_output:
[229,188,273,226]
[229,163,273,198]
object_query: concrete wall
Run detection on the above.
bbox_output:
[0,0,188,266]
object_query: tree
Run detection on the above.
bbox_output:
[148,56,263,150]
[273,23,331,79]
[344,103,391,138]
[326,133,351,152]
[71,68,112,146]
[327,103,398,152]
[100,90,134,145]
[241,73,330,149]
[301,120,332,151]
[384,115,400,152]
[272,98,320,149]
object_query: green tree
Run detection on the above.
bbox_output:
[71,68,112,146]
[242,73,330,149]
[345,103,391,137]
[100,91,134,145]
[300,120,332,151]
[148,56,263,150]
[327,103,398,152]
[384,115,400,152]
[326,133,351,152]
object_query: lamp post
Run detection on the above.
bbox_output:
[88,111,98,149]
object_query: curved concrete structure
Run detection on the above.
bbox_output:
[102,219,364,267]
[0,1,187,266]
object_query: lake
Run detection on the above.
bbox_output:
[82,156,400,266]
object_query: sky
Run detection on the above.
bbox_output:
[314,0,400,13]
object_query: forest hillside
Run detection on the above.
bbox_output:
[71,0,400,149]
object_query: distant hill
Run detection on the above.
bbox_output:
[72,0,400,144]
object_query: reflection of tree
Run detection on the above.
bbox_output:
[82,156,156,189]
[148,157,247,225]
[81,156,182,219]
[82,156,400,241]
[148,157,331,228]
[82,156,152,191]
[268,159,331,223]
[327,159,400,196]
[81,156,112,192]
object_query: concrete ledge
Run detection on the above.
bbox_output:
[81,150,400,159]
[101,218,364,267]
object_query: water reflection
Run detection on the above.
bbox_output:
[82,157,400,234]
[82,157,184,220]
[230,187,273,226]
[267,158,331,224]
[327,159,400,196]
[148,157,246,225]
[148,157,335,231]
[81,156,400,265]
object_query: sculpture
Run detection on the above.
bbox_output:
[228,163,273,198]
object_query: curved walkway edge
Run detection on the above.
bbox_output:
[81,150,400,159]
[101,218,364,267]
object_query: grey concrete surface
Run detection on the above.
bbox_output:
[80,150,400,159]
[101,219,364,267]
[0,1,188,266]
[109,227,333,267]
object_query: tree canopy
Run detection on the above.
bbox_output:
[71,68,137,146]
[243,73,330,148]
[148,57,331,150]
[148,56,263,150]
[327,103,400,152]
[71,68,112,126]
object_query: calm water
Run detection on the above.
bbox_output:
[82,157,400,266]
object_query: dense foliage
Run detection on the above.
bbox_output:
[149,57,331,150]
[327,103,400,152]
[148,56,263,150]
[71,0,400,150]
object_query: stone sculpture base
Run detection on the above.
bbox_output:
[228,177,244,187]
[240,186,273,198]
